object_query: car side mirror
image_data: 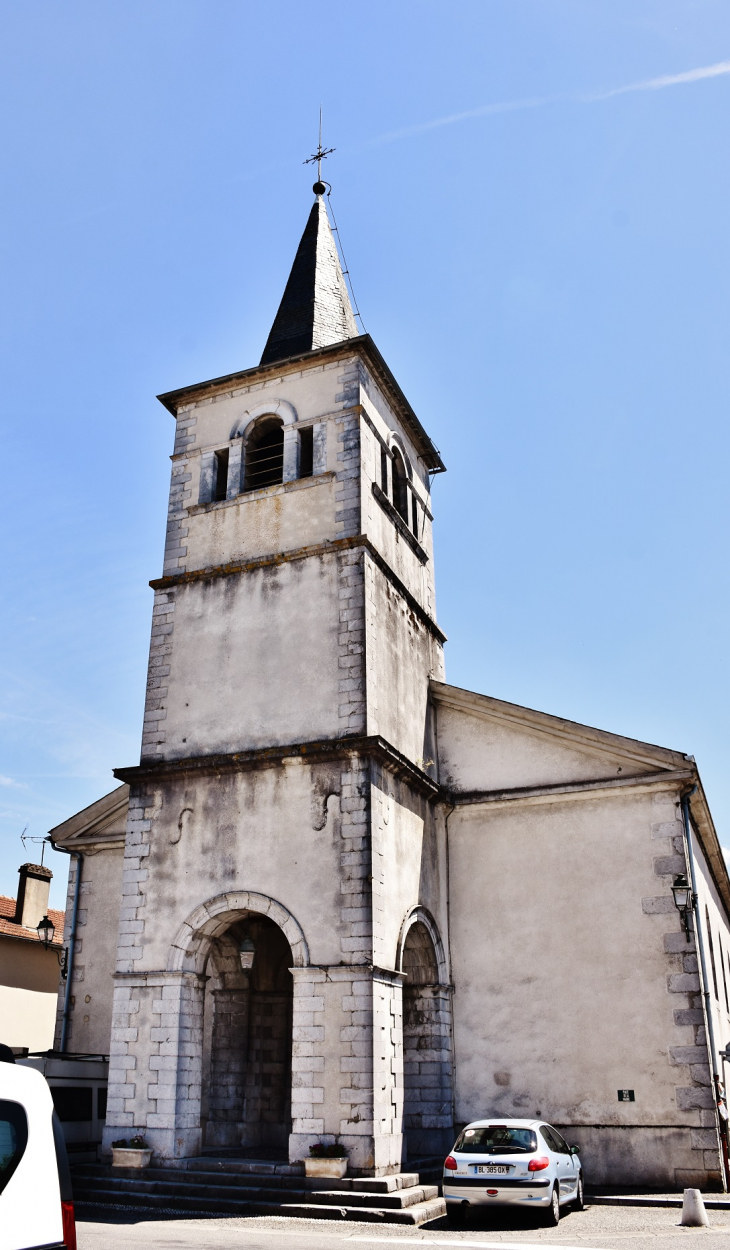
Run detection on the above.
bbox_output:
[570,1145,580,1155]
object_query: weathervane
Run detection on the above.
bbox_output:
[304,107,334,194]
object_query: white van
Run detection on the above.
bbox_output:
[0,1060,76,1250]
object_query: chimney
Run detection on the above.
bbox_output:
[14,863,53,930]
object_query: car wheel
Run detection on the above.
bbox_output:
[543,1184,560,1226]
[445,1203,467,1226]
[572,1175,585,1211]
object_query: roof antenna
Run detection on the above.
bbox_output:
[20,826,49,868]
[304,106,335,195]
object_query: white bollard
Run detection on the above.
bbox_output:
[681,1188,710,1227]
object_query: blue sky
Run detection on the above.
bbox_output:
[0,1,728,909]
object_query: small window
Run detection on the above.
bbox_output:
[245,417,284,491]
[0,1100,28,1196]
[392,448,409,523]
[97,1087,107,1120]
[299,427,314,478]
[50,1086,93,1122]
[411,493,419,537]
[380,447,389,495]
[213,449,229,502]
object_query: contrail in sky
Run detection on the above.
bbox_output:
[361,59,730,148]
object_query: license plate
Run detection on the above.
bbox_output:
[476,1165,511,1175]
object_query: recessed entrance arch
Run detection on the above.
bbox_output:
[398,908,454,1161]
[169,892,308,1155]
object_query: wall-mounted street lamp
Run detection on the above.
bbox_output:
[36,914,69,978]
[671,875,696,943]
[238,937,255,971]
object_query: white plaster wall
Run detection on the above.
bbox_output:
[129,760,348,973]
[0,985,57,1050]
[59,845,125,1055]
[160,554,341,758]
[184,473,338,571]
[693,835,730,1070]
[370,775,448,974]
[436,699,661,793]
[366,564,442,764]
[178,357,349,452]
[448,787,706,1184]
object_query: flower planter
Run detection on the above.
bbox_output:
[111,1148,152,1169]
[304,1157,348,1179]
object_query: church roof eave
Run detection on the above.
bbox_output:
[431,678,730,924]
[430,679,692,773]
[48,783,129,849]
[157,334,446,473]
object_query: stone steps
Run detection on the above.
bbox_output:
[71,1161,445,1226]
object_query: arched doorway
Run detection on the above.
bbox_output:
[201,913,293,1154]
[401,915,453,1161]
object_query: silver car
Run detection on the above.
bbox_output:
[443,1118,584,1226]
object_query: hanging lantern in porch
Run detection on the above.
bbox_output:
[239,936,255,970]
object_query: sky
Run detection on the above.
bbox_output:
[0,0,728,910]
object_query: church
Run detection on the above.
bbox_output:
[48,179,730,1194]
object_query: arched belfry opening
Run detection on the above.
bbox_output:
[392,447,409,523]
[244,416,284,491]
[401,916,454,1161]
[201,913,293,1155]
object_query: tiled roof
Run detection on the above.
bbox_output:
[0,896,65,946]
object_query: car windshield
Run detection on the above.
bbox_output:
[454,1126,538,1154]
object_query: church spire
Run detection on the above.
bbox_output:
[260,186,358,367]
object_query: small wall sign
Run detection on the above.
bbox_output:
[618,1089,635,1102]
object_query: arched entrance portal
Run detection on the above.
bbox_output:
[401,914,454,1161]
[201,914,293,1153]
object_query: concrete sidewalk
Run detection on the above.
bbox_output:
[587,1192,730,1208]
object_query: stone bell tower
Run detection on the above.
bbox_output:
[104,183,453,1174]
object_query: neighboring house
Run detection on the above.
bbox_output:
[49,186,730,1191]
[0,864,64,1051]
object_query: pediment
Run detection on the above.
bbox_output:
[431,681,689,796]
[49,784,129,848]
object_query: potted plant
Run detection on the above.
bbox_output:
[110,1135,153,1169]
[304,1142,348,1179]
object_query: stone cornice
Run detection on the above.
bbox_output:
[114,733,441,798]
[149,534,447,645]
[156,334,446,473]
[447,768,696,811]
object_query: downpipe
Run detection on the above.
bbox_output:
[48,841,83,1054]
[680,788,729,1190]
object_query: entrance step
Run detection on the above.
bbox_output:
[71,1161,445,1226]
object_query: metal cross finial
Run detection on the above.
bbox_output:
[304,107,335,186]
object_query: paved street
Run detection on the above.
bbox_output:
[76,1204,730,1250]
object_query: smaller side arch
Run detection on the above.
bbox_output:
[397,905,448,985]
[230,399,298,440]
[168,890,309,975]
[398,906,454,1159]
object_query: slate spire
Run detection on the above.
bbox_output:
[260,191,358,366]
